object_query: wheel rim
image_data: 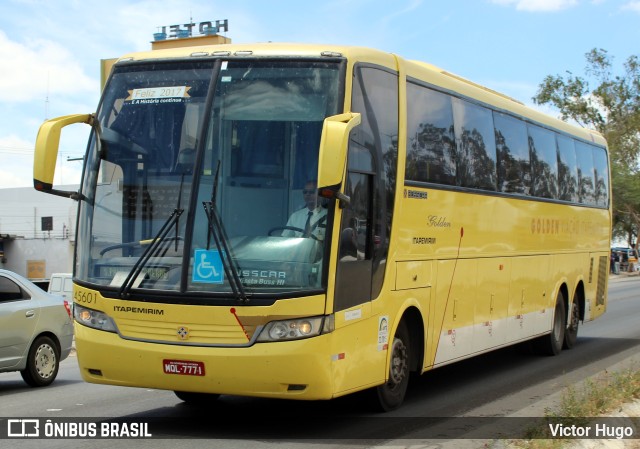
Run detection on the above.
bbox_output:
[568,302,579,332]
[34,344,57,379]
[387,336,408,389]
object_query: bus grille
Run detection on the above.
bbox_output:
[116,318,257,346]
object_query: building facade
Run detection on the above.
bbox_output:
[0,185,78,280]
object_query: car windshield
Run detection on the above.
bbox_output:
[75,59,343,299]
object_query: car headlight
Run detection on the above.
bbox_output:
[256,315,333,342]
[74,304,118,333]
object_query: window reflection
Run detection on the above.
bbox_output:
[452,98,497,191]
[494,112,530,195]
[575,142,596,205]
[404,81,609,209]
[406,85,456,185]
[529,125,558,199]
[557,135,579,202]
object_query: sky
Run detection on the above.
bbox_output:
[0,0,638,189]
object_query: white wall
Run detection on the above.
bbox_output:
[0,185,78,279]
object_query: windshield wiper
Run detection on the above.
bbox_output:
[119,207,184,298]
[119,175,186,298]
[202,160,248,302]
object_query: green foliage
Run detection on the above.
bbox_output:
[533,49,640,245]
[511,367,640,449]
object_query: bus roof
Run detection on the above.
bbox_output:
[117,42,394,65]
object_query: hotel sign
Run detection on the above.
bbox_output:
[158,19,229,38]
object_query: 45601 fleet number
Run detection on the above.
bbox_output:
[74,290,97,304]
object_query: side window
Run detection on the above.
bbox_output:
[494,112,530,195]
[593,146,609,207]
[406,83,456,185]
[452,98,497,191]
[528,125,558,199]
[0,276,27,302]
[63,277,73,293]
[557,135,579,202]
[575,141,596,205]
[49,277,62,292]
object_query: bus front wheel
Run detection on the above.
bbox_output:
[372,320,411,412]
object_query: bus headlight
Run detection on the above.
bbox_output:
[256,316,332,342]
[74,304,118,333]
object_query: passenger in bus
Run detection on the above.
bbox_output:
[282,180,327,240]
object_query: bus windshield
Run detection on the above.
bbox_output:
[75,59,343,299]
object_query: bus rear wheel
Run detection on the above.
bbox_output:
[371,320,411,412]
[563,299,579,349]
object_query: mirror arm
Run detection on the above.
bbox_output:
[335,191,351,208]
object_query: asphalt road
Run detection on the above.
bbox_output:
[1,275,639,448]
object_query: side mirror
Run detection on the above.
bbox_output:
[316,113,361,205]
[33,114,93,198]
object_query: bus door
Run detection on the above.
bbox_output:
[328,62,399,394]
[335,169,374,308]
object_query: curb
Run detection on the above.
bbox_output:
[608,272,640,283]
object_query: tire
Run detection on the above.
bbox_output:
[20,336,60,387]
[174,391,220,404]
[563,299,579,349]
[371,320,411,412]
[534,292,566,356]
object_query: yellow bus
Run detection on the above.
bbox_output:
[33,42,611,411]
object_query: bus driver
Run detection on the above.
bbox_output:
[282,180,327,240]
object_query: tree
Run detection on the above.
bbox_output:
[533,48,640,246]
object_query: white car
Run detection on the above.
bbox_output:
[0,269,74,386]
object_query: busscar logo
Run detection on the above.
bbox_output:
[8,419,39,437]
[404,189,428,200]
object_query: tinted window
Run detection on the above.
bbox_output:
[402,85,608,209]
[0,276,25,301]
[557,135,579,202]
[575,141,596,205]
[452,98,497,190]
[593,146,609,207]
[528,125,558,199]
[406,83,456,185]
[494,112,530,195]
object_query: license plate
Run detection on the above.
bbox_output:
[163,359,205,376]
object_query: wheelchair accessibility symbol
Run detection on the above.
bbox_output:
[192,249,224,283]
